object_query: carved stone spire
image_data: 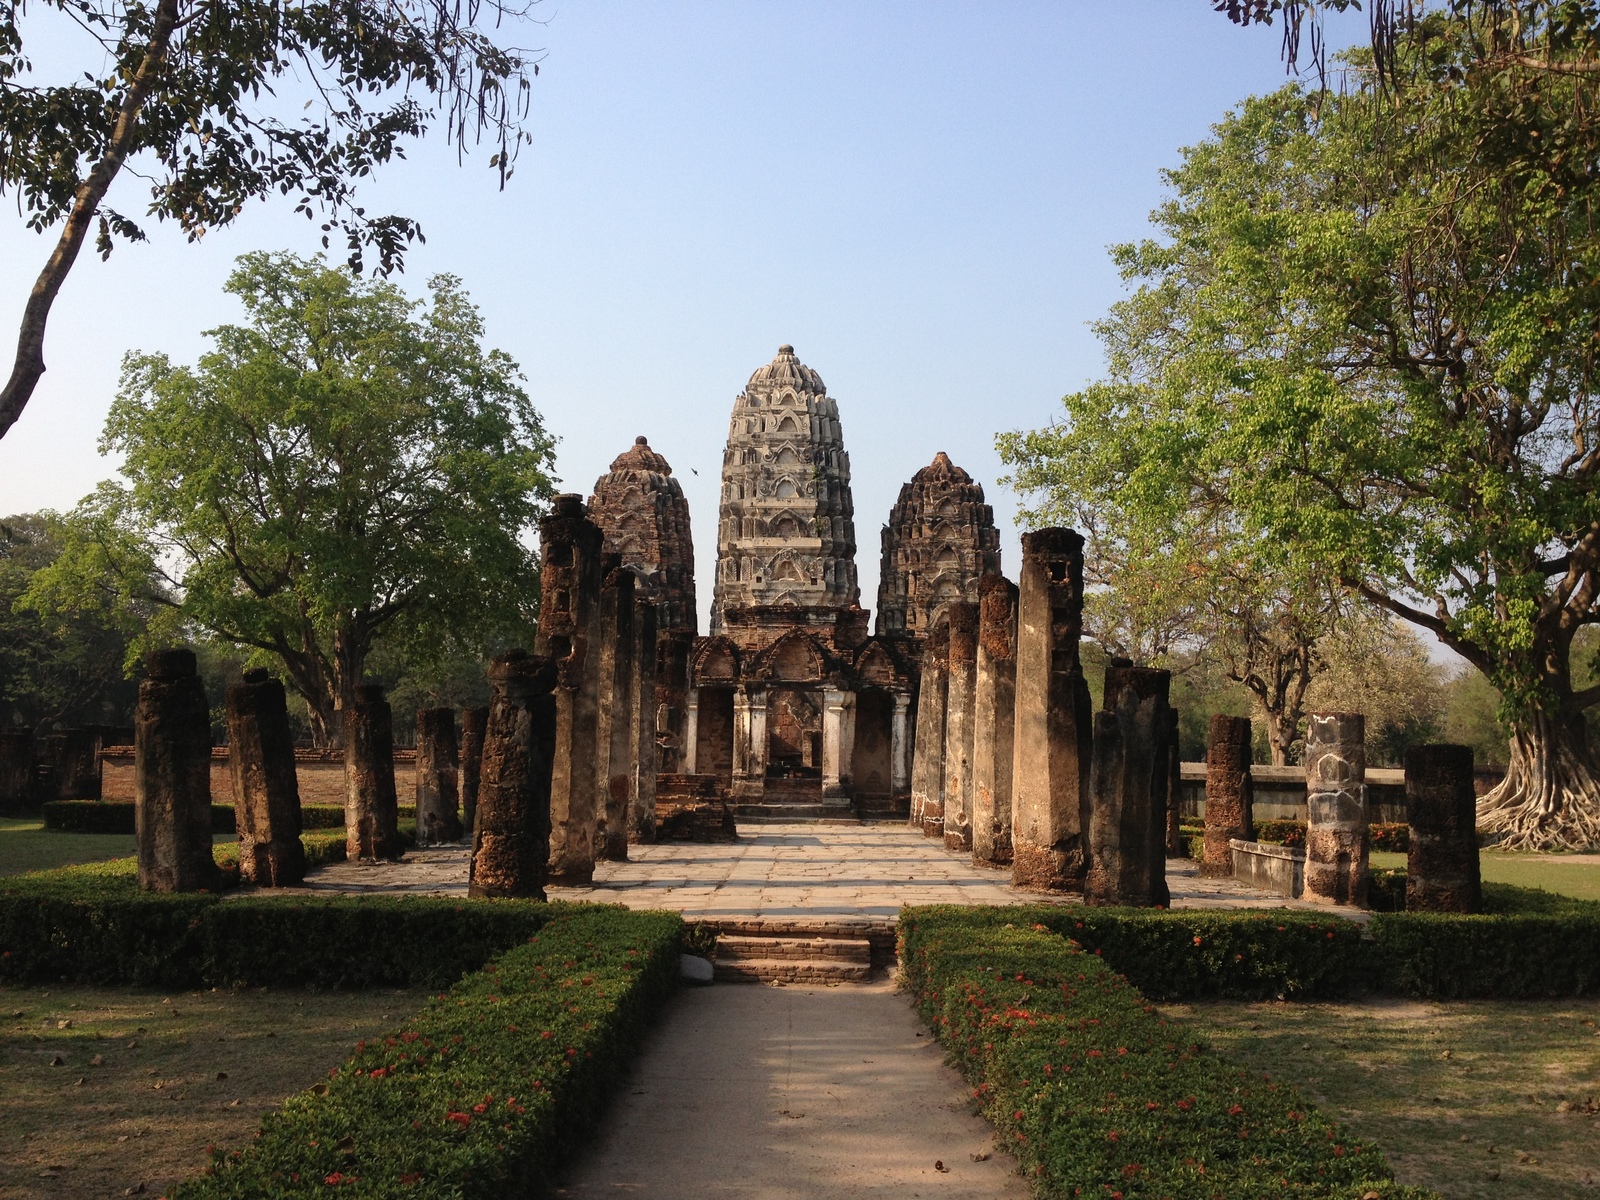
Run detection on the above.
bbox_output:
[709,345,860,633]
[588,436,697,634]
[876,451,1001,642]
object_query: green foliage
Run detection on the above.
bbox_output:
[28,253,556,746]
[170,907,682,1200]
[0,512,141,732]
[1252,821,1410,853]
[898,908,1431,1199]
[41,800,397,834]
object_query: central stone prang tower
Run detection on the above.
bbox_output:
[710,344,861,635]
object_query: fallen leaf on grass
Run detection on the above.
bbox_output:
[89,1054,104,1067]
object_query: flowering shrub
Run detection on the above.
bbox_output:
[899,908,1437,1199]
[1252,821,1410,853]
[170,906,681,1200]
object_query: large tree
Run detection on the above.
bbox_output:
[27,251,556,745]
[0,0,541,440]
[1005,10,1600,848]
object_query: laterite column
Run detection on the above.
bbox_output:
[595,563,636,860]
[1304,711,1369,907]
[470,650,559,899]
[1201,715,1254,876]
[941,601,979,851]
[1085,664,1172,907]
[415,707,462,845]
[972,575,1018,867]
[629,594,659,843]
[535,494,605,886]
[344,684,402,862]
[1404,743,1481,912]
[1010,528,1094,892]
[135,649,218,892]
[910,618,950,837]
[225,668,306,886]
[459,706,489,840]
[0,732,34,811]
[1164,708,1184,856]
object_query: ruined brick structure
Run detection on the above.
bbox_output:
[875,452,1001,648]
[1405,743,1481,912]
[588,436,697,634]
[1303,711,1370,907]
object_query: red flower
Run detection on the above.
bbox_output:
[447,1112,471,1128]
[1122,1162,1142,1177]
[1228,1104,1244,1116]
[399,1174,421,1185]
[1192,936,1202,946]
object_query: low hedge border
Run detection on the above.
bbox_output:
[170,906,683,1200]
[41,800,415,835]
[1177,822,1409,856]
[899,907,1434,1199]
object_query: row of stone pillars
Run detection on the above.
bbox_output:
[909,528,1173,903]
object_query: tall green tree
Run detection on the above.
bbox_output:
[0,0,542,440]
[28,251,556,746]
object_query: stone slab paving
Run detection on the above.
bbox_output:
[551,980,1033,1200]
[287,823,1363,920]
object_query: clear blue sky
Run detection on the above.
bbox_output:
[0,2,1323,631]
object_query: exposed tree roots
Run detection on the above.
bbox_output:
[1476,713,1600,852]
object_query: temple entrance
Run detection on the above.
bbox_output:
[853,689,893,799]
[767,687,822,778]
[695,687,735,782]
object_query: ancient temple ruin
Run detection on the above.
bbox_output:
[587,436,697,635]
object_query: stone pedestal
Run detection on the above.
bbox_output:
[629,595,660,842]
[470,651,559,900]
[1202,715,1254,877]
[1405,743,1481,912]
[1304,711,1369,907]
[731,684,769,799]
[1085,665,1172,907]
[595,564,637,860]
[821,687,856,806]
[460,706,489,839]
[535,494,605,887]
[890,693,912,800]
[135,649,218,892]
[225,668,306,886]
[415,707,462,845]
[0,731,34,811]
[972,576,1017,867]
[58,728,102,799]
[344,684,402,862]
[941,601,979,851]
[910,620,949,836]
[1010,528,1094,892]
[1164,708,1183,856]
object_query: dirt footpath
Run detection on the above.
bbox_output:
[555,979,1030,1199]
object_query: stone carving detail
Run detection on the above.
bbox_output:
[876,452,1001,645]
[588,436,697,634]
[710,345,860,628]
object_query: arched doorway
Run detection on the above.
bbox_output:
[853,689,893,800]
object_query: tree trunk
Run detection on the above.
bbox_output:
[1477,703,1600,851]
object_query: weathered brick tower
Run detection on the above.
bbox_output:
[587,436,697,635]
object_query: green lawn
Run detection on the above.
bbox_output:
[0,817,233,878]
[1369,849,1600,903]
[1169,996,1600,1200]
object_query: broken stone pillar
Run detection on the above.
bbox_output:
[460,706,489,839]
[1010,529,1094,892]
[1164,709,1184,856]
[595,562,637,861]
[629,594,659,843]
[135,649,219,892]
[731,683,769,797]
[534,494,605,886]
[225,668,306,886]
[910,618,950,836]
[942,601,979,851]
[470,650,559,900]
[1201,715,1254,877]
[653,630,693,774]
[58,727,103,799]
[821,687,857,807]
[1085,665,1173,907]
[0,731,35,811]
[344,684,403,862]
[890,693,912,801]
[1304,711,1369,907]
[1405,743,1481,912]
[972,576,1018,868]
[415,707,462,845]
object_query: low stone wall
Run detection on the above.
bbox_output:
[1228,838,1305,898]
[100,746,417,806]
[1178,762,1503,825]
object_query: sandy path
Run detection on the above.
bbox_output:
[554,980,1032,1199]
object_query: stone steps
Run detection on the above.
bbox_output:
[710,922,884,984]
[713,956,873,984]
[715,934,872,962]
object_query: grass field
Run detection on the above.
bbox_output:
[0,981,419,1200]
[1170,995,1600,1200]
[0,817,233,877]
[1369,849,1600,902]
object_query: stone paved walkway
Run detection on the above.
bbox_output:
[552,981,1032,1199]
[290,823,1362,920]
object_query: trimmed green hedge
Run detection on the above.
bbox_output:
[171,906,682,1200]
[42,800,411,834]
[899,907,1433,1199]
